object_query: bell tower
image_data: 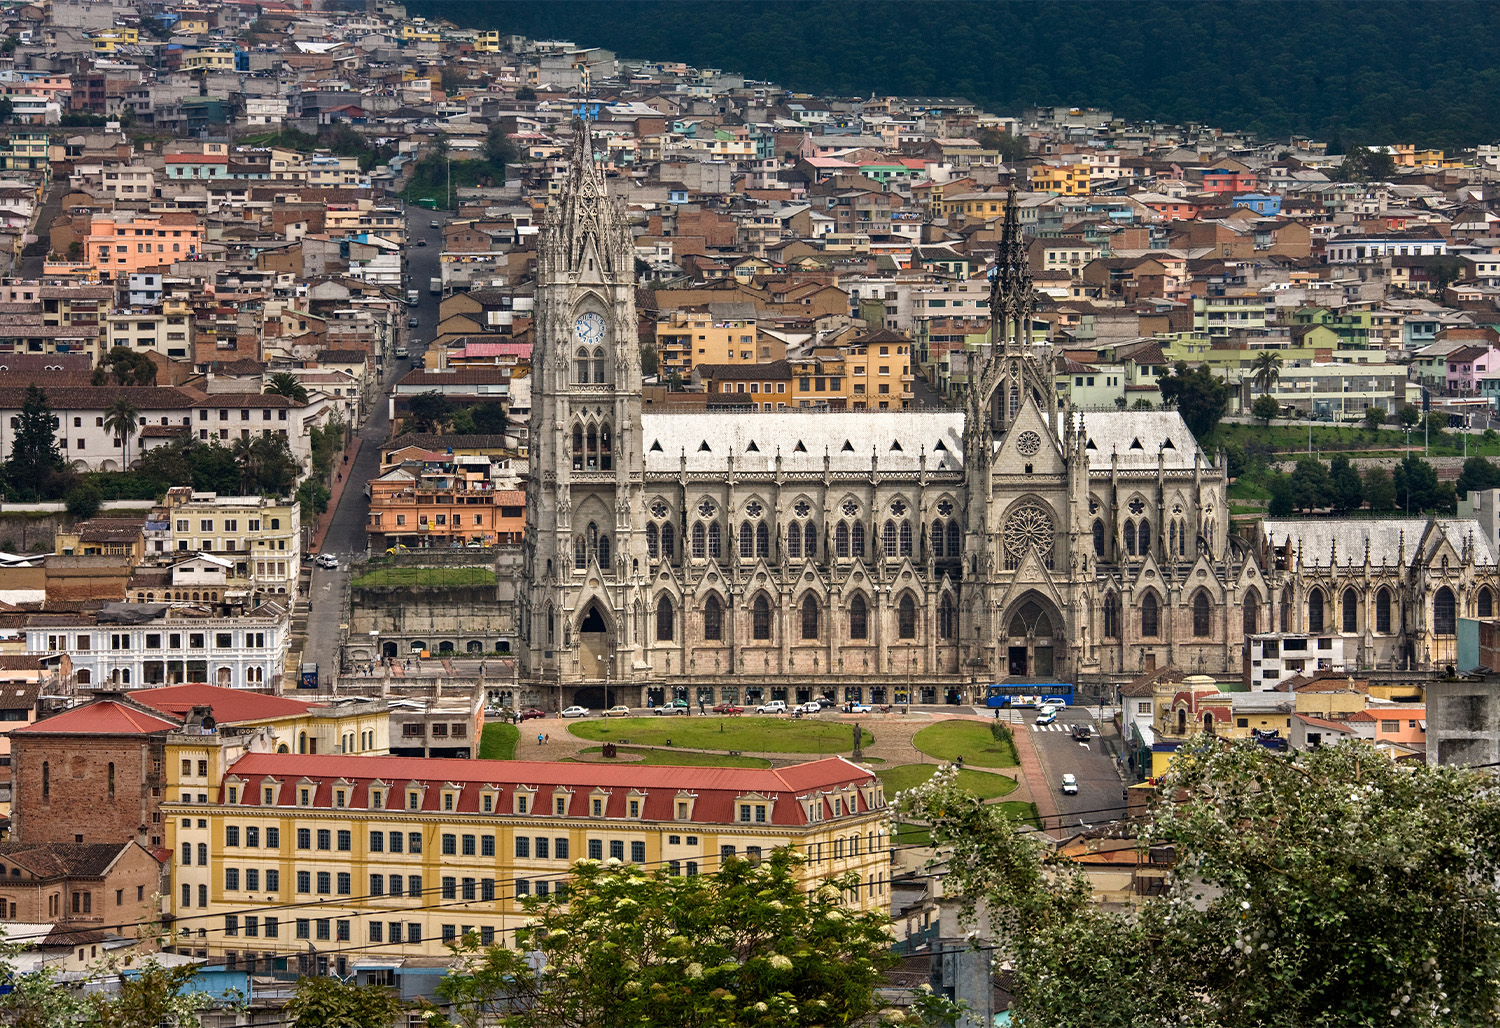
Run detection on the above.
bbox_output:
[521,121,647,696]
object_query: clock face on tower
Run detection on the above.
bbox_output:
[574,312,605,345]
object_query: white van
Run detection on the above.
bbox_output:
[756,700,788,714]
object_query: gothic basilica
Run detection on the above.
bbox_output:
[518,126,1500,708]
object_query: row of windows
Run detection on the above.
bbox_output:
[1300,584,1481,636]
[654,592,957,643]
[657,518,952,563]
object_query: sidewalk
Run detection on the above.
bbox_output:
[309,438,363,553]
[1008,716,1062,837]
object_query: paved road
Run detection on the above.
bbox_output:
[1019,705,1127,833]
[300,207,443,680]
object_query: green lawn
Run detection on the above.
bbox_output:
[351,567,497,589]
[478,722,518,760]
[998,800,1040,828]
[1214,421,1500,459]
[877,763,1018,800]
[573,746,771,769]
[912,720,1019,768]
[570,717,872,754]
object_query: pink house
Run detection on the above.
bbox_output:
[1445,344,1500,394]
[1200,169,1258,194]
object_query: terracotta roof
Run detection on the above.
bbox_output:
[223,754,878,827]
[1119,667,1186,698]
[134,684,320,724]
[1293,714,1357,733]
[0,841,138,878]
[11,700,178,736]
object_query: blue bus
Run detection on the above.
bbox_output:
[985,682,1073,709]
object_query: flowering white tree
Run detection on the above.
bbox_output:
[431,851,940,1028]
[896,742,1500,1028]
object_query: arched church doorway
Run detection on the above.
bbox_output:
[578,602,611,681]
[1002,595,1061,678]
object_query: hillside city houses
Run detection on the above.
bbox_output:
[0,0,1494,1019]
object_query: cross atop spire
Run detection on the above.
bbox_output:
[542,119,629,279]
[988,186,1033,354]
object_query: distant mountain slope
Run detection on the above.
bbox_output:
[410,0,1500,146]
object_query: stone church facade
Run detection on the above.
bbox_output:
[517,126,1500,709]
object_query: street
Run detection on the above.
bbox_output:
[297,208,446,683]
[1017,705,1128,832]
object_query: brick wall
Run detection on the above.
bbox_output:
[12,735,165,846]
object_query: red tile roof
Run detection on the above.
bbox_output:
[11,700,178,736]
[223,754,879,827]
[134,684,321,723]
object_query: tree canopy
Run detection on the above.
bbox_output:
[3,385,67,500]
[430,852,910,1028]
[1157,361,1230,441]
[896,741,1500,1028]
[1392,453,1456,513]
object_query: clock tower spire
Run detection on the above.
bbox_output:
[521,120,647,698]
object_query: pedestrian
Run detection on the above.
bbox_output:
[955,755,964,769]
[537,732,544,746]
[544,733,549,744]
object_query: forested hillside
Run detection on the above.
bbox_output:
[410,0,1500,147]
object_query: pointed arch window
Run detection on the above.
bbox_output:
[804,523,817,559]
[574,348,590,383]
[1281,586,1294,632]
[703,595,723,641]
[801,596,819,640]
[574,536,586,569]
[1192,592,1211,637]
[1342,589,1358,633]
[656,596,675,642]
[752,595,772,640]
[1243,590,1259,635]
[1435,586,1457,636]
[571,424,584,470]
[707,522,721,559]
[899,521,913,556]
[591,346,606,384]
[1093,519,1106,558]
[692,522,706,558]
[1137,520,1151,557]
[1375,587,1392,633]
[1008,385,1020,421]
[946,521,960,558]
[739,522,754,558]
[1103,593,1119,638]
[883,521,898,558]
[849,595,869,640]
[898,594,917,639]
[597,535,611,568]
[851,521,866,557]
[787,523,802,559]
[1124,519,1136,556]
[1481,587,1494,619]
[1141,593,1159,637]
[836,522,850,558]
[938,595,956,639]
[931,520,945,558]
[661,523,675,560]
[755,521,769,558]
[599,423,613,470]
[1308,590,1324,634]
[1177,520,1188,556]
[646,524,659,559]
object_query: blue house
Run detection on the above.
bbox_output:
[1232,193,1283,216]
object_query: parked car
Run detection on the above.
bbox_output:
[560,705,589,719]
[518,708,546,722]
[1061,773,1079,795]
[846,702,872,714]
[711,703,744,715]
[755,700,788,714]
[793,701,821,715]
[315,554,338,570]
[653,704,688,716]
[603,705,632,717]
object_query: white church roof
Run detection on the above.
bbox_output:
[641,411,966,474]
[1261,518,1498,568]
[1078,412,1204,471]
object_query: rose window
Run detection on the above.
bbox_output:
[650,500,668,520]
[841,500,859,518]
[746,501,764,519]
[1016,430,1042,457]
[793,500,811,518]
[937,500,953,517]
[890,499,907,517]
[1003,505,1054,570]
[697,500,716,519]
[1128,498,1146,515]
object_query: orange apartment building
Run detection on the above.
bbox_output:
[86,212,203,283]
[367,455,523,551]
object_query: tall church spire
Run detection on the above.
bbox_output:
[541,119,630,280]
[988,186,1033,354]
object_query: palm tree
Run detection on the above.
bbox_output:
[1251,350,1283,395]
[103,396,139,471]
[265,372,309,405]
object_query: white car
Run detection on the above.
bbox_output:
[793,701,821,715]
[1061,774,1079,795]
[603,705,632,718]
[560,706,589,719]
[315,554,338,570]
[755,700,788,714]
[847,703,872,714]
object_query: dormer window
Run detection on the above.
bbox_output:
[408,791,421,810]
[299,788,310,806]
[263,787,273,805]
[482,794,493,813]
[552,790,573,817]
[334,790,346,809]
[371,790,383,810]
